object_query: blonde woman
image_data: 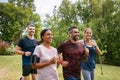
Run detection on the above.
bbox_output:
[81,28,102,80]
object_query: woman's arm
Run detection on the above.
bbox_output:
[32,57,57,69]
[96,46,102,56]
[91,40,102,56]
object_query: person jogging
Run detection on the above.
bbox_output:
[57,26,89,80]
[15,24,37,80]
[81,28,102,80]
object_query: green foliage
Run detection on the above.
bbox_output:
[0,1,42,43]
[0,3,33,42]
[93,0,120,65]
[8,0,35,11]
[31,13,42,40]
[44,0,82,47]
[52,26,68,47]
[0,40,15,55]
[44,0,120,65]
[6,43,15,55]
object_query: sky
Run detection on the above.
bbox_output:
[34,0,78,21]
[0,0,78,20]
[0,0,8,3]
[34,0,62,20]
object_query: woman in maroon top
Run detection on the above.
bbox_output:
[57,26,89,80]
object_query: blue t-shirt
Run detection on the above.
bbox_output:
[18,36,37,65]
[81,41,96,71]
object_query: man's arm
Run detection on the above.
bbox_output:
[14,46,24,55]
[82,47,89,61]
[14,46,31,56]
[79,40,89,61]
[32,57,57,69]
[57,53,69,67]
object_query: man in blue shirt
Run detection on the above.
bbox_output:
[15,24,37,80]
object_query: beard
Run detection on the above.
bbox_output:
[73,36,80,41]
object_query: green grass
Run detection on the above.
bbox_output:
[0,55,120,80]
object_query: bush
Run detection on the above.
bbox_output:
[6,43,15,55]
[0,41,15,55]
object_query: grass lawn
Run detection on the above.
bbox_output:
[0,55,120,80]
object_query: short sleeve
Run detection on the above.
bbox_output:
[57,43,64,54]
[33,46,41,57]
[54,48,58,58]
[18,39,24,48]
[79,42,85,55]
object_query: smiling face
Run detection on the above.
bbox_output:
[27,25,35,36]
[69,28,80,41]
[84,28,92,40]
[42,29,53,43]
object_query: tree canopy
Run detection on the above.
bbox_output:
[0,0,42,43]
[44,0,120,65]
[0,0,120,65]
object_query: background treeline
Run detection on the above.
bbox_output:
[0,0,120,66]
[0,0,42,54]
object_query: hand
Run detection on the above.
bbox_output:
[91,40,97,46]
[32,64,36,69]
[59,53,63,60]
[49,57,57,64]
[24,51,31,56]
[62,61,69,67]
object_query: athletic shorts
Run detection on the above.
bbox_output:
[22,65,37,76]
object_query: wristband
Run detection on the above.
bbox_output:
[23,52,26,56]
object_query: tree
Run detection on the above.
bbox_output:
[75,0,120,65]
[44,0,80,47]
[0,1,41,43]
[0,3,32,42]
[44,0,120,65]
[8,0,35,11]
[95,0,120,65]
[33,14,42,40]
